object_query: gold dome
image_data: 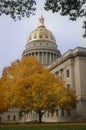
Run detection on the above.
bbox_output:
[27,15,56,44]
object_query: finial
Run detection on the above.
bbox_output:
[38,14,45,27]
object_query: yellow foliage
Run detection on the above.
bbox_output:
[0,56,77,113]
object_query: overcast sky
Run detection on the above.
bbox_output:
[0,0,86,77]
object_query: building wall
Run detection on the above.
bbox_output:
[21,108,76,123]
[74,56,86,121]
[0,108,20,123]
[49,47,86,122]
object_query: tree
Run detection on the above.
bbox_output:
[44,0,86,37]
[1,57,77,123]
[0,78,9,112]
[0,0,36,20]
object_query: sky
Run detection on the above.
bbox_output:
[0,0,86,77]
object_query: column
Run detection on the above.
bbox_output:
[46,52,48,65]
[50,52,52,64]
[47,52,49,65]
[44,52,46,65]
[53,53,54,61]
[42,52,44,65]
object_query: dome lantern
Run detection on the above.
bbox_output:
[38,15,45,28]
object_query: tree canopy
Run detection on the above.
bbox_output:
[44,0,86,37]
[0,56,77,123]
[0,0,36,20]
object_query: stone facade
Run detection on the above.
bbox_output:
[49,47,86,122]
[0,107,20,123]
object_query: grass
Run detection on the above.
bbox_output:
[0,123,86,130]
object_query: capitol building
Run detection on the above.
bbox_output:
[0,15,86,123]
[22,15,61,67]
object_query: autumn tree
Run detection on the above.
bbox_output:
[1,56,77,123]
[0,78,9,112]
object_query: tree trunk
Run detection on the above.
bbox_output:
[38,110,42,123]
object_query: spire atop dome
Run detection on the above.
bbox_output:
[38,15,45,27]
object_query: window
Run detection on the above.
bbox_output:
[34,35,36,39]
[67,84,70,88]
[67,111,71,116]
[55,71,59,77]
[35,113,38,118]
[45,32,48,38]
[31,113,32,118]
[29,113,30,118]
[60,69,63,78]
[47,110,50,117]
[33,113,35,118]
[44,113,46,118]
[61,109,64,116]
[66,70,69,78]
[51,111,54,117]
[13,115,16,121]
[39,35,42,38]
[7,115,10,120]
[56,109,58,116]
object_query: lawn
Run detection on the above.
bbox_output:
[0,123,86,130]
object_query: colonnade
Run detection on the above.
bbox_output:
[24,51,59,66]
